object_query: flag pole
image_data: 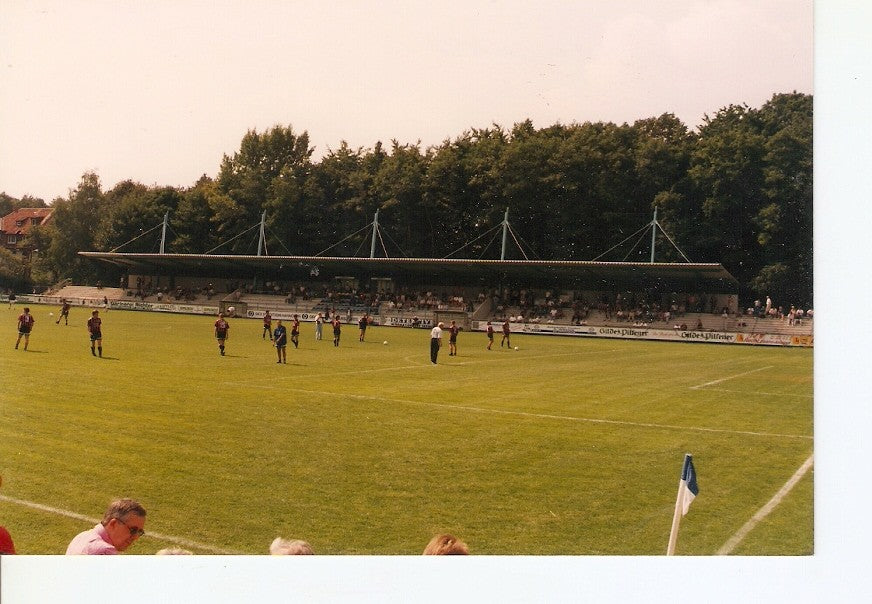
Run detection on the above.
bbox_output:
[666,453,692,555]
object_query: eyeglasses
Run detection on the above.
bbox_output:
[117,517,145,538]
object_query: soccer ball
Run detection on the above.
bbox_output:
[383,341,388,345]
[514,346,519,350]
[49,312,53,316]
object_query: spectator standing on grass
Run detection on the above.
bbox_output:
[486,321,494,350]
[56,299,71,325]
[430,321,444,364]
[87,309,103,357]
[500,319,511,348]
[447,320,459,356]
[315,312,324,340]
[66,498,146,555]
[215,312,230,356]
[274,319,287,364]
[15,307,34,351]
[422,534,468,555]
[291,314,300,349]
[263,311,273,341]
[332,316,342,347]
[270,537,314,555]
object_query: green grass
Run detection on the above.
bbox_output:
[0,305,813,555]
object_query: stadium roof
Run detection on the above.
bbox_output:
[79,252,739,291]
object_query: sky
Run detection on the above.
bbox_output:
[0,0,813,203]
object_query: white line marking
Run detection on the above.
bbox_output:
[716,453,814,555]
[222,383,812,440]
[700,387,813,399]
[691,366,774,389]
[0,494,242,554]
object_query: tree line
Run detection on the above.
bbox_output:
[2,92,812,306]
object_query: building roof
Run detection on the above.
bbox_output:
[0,207,53,235]
[79,251,739,292]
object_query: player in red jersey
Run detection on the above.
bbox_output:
[486,321,494,350]
[214,312,230,355]
[56,299,71,325]
[291,315,300,349]
[15,307,35,351]
[262,310,273,341]
[332,317,341,347]
[447,320,460,356]
[500,319,511,348]
[87,309,103,357]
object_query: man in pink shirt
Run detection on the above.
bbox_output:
[66,498,146,555]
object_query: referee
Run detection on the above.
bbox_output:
[430,321,444,364]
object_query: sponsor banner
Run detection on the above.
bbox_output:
[383,316,434,329]
[110,300,218,315]
[473,322,812,347]
[245,309,323,322]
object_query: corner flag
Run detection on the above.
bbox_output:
[667,453,699,555]
[680,454,699,515]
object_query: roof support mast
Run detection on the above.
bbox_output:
[257,211,267,256]
[500,208,509,261]
[370,209,379,258]
[159,212,168,254]
[650,207,657,263]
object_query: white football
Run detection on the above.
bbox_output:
[49,312,53,316]
[514,346,519,350]
[383,341,388,345]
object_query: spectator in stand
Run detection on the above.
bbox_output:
[270,537,314,555]
[422,533,469,555]
[65,498,146,555]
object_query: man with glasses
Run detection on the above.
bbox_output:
[66,498,146,555]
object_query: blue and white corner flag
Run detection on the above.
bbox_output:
[667,453,700,555]
[680,454,699,515]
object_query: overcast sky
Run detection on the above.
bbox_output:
[1,0,812,202]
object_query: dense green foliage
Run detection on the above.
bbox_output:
[1,308,812,555]
[5,93,812,305]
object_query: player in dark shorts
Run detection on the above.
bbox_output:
[501,320,511,348]
[87,309,102,357]
[263,310,273,340]
[358,313,369,342]
[214,312,230,355]
[56,299,71,325]
[291,315,300,349]
[15,307,35,351]
[332,317,341,347]
[486,321,494,350]
[273,319,287,363]
[448,320,460,356]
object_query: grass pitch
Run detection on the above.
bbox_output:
[1,306,813,555]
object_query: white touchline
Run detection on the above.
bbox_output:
[716,453,814,555]
[691,365,774,389]
[0,494,241,554]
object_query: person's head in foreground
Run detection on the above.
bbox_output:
[270,537,314,555]
[156,547,193,555]
[101,498,147,552]
[422,533,469,555]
